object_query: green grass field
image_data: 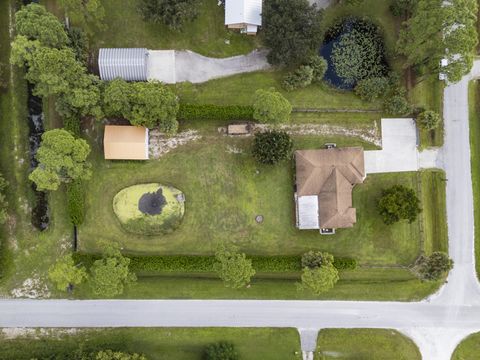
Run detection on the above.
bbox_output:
[410,77,445,148]
[452,331,480,360]
[79,127,421,266]
[0,327,301,360]
[316,329,421,360]
[176,71,382,110]
[469,81,480,279]
[71,267,440,301]
[42,0,258,58]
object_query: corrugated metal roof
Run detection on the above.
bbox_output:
[99,48,148,81]
[225,0,262,27]
[297,195,320,230]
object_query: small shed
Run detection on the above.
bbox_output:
[104,125,149,160]
[227,123,252,135]
[225,0,262,35]
[99,48,148,81]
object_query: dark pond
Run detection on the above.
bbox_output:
[138,188,166,216]
[320,38,352,90]
[27,84,49,231]
[320,17,389,90]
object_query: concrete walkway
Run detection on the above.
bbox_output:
[147,49,270,84]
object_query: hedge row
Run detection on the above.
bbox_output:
[178,104,254,121]
[66,180,85,226]
[72,253,357,272]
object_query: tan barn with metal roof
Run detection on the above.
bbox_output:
[104,125,149,160]
[294,147,365,232]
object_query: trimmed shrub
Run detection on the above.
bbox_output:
[178,104,254,121]
[282,65,314,91]
[253,88,292,124]
[383,92,412,116]
[417,110,441,130]
[204,342,239,360]
[252,130,293,165]
[72,253,357,273]
[308,55,328,83]
[377,185,421,225]
[301,251,334,269]
[354,77,389,102]
[63,117,81,136]
[66,180,85,226]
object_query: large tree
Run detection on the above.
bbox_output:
[331,18,388,85]
[139,0,199,31]
[412,252,453,281]
[377,185,421,225]
[299,263,339,295]
[204,342,239,360]
[89,244,137,298]
[29,129,92,191]
[48,254,87,291]
[15,3,68,48]
[262,0,323,66]
[129,82,179,132]
[57,0,105,34]
[253,88,292,124]
[397,0,478,82]
[11,38,102,118]
[103,78,135,118]
[214,244,255,289]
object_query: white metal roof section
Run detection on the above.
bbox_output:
[297,195,320,230]
[225,0,262,26]
[99,48,148,81]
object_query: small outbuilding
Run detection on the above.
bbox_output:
[98,48,148,81]
[224,0,262,35]
[104,125,149,160]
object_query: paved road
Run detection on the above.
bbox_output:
[1,64,480,360]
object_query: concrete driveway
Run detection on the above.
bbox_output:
[364,118,444,174]
[147,49,270,84]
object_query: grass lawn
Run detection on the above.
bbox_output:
[79,127,421,266]
[176,71,382,110]
[70,267,441,301]
[410,77,445,148]
[452,331,480,360]
[421,170,448,254]
[42,0,258,58]
[0,327,301,360]
[316,329,421,360]
[469,81,480,279]
[0,0,72,296]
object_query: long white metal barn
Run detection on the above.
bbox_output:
[98,48,148,81]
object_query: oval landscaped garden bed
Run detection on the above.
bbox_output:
[113,183,185,235]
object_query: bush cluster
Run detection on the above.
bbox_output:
[72,253,357,272]
[282,55,328,91]
[66,180,85,226]
[252,130,293,165]
[177,104,254,121]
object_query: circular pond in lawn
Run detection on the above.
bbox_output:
[113,183,185,235]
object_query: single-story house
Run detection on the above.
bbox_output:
[98,48,148,81]
[294,147,366,234]
[224,0,262,35]
[104,125,149,160]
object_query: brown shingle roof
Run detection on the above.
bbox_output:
[295,148,365,229]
